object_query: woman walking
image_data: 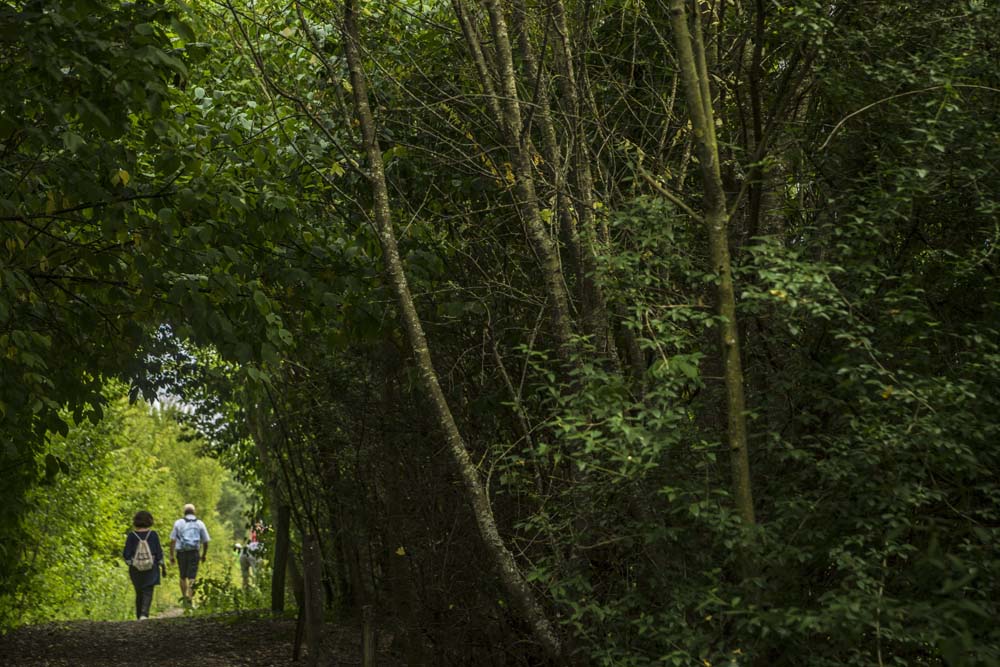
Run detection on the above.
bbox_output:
[122,510,166,620]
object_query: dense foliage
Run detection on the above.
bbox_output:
[1,0,998,665]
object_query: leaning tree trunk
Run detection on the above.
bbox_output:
[470,0,578,360]
[340,0,564,659]
[668,0,756,525]
[507,0,620,370]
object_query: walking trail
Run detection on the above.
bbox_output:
[0,612,398,666]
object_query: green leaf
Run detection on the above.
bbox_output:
[171,16,196,42]
[61,132,86,152]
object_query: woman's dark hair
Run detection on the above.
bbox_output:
[133,511,154,528]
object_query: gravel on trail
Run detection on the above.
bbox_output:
[0,613,399,666]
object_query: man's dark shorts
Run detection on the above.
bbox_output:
[177,549,200,579]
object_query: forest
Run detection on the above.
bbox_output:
[1,0,998,665]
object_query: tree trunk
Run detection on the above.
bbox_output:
[303,532,324,666]
[548,0,617,363]
[247,401,293,612]
[361,603,376,667]
[668,0,755,525]
[507,0,618,370]
[340,0,563,659]
[509,0,587,309]
[473,0,577,360]
[452,0,504,126]
[272,503,291,612]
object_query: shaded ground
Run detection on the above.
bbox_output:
[0,612,399,666]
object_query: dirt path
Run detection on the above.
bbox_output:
[0,613,399,666]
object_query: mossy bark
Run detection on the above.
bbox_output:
[668,0,756,525]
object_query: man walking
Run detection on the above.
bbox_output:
[169,503,210,605]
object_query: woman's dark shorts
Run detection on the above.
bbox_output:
[177,549,200,579]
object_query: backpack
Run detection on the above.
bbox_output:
[178,517,201,551]
[132,532,154,571]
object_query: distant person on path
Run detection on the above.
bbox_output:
[122,510,166,620]
[168,503,210,605]
[237,536,263,589]
[236,541,254,590]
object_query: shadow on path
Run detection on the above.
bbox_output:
[0,613,399,666]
